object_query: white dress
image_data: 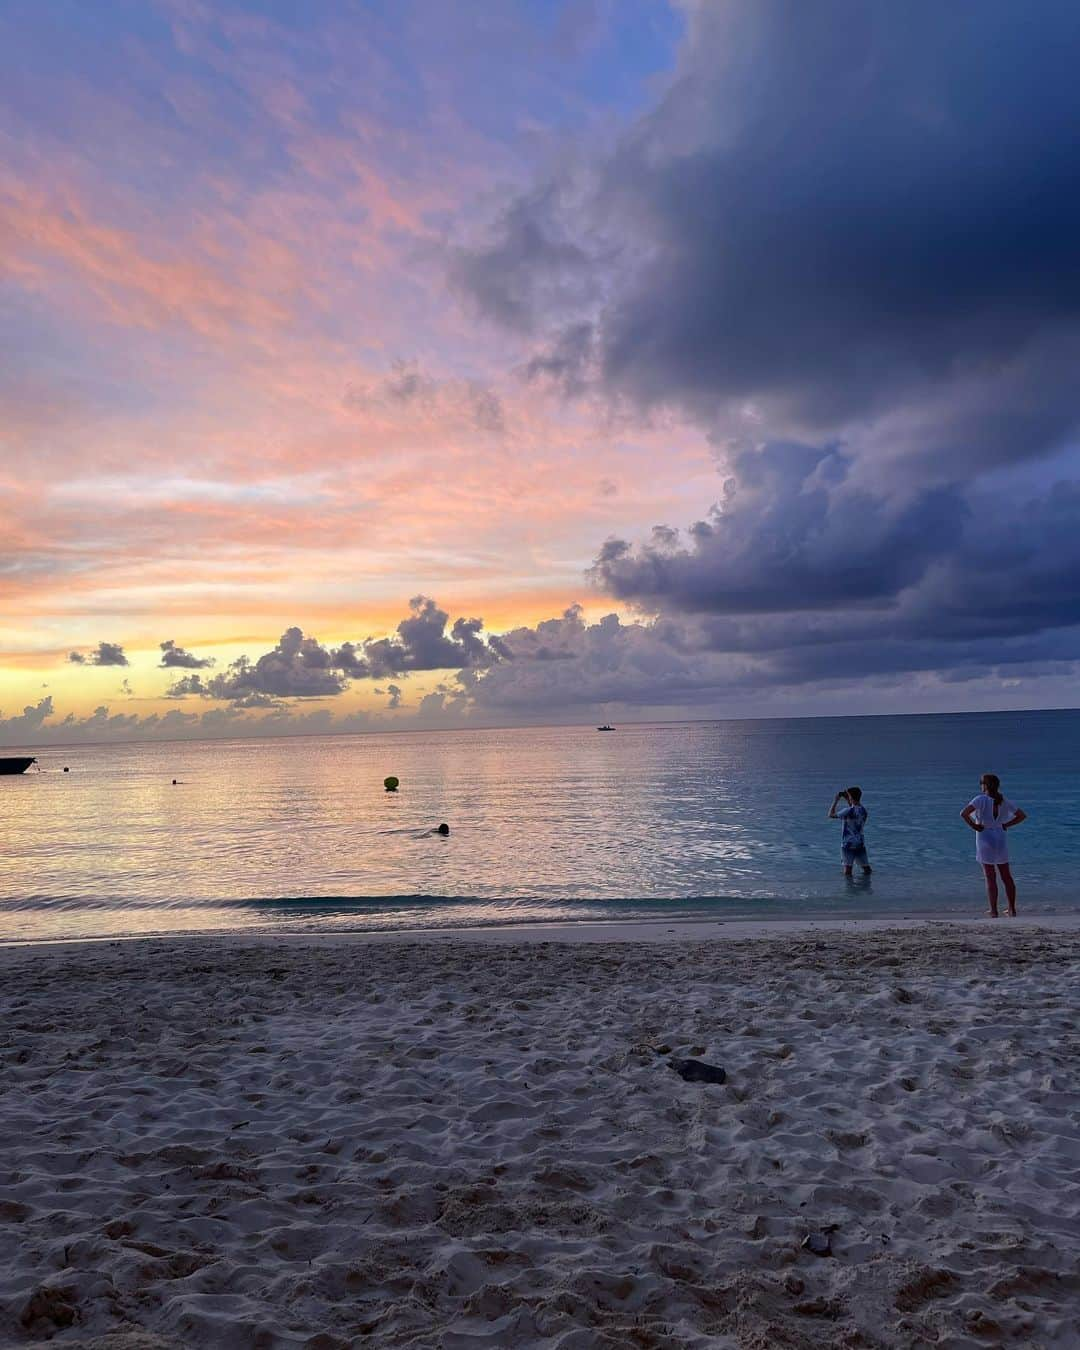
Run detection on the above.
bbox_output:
[967,793,1019,865]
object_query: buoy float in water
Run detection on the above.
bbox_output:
[383,776,400,792]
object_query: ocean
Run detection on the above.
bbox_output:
[1,710,1076,943]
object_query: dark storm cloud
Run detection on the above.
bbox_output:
[898,480,1080,642]
[600,0,1080,445]
[196,628,349,701]
[328,641,368,676]
[582,441,1080,678]
[590,443,966,616]
[458,0,1080,470]
[446,449,1080,713]
[459,598,1080,718]
[166,629,352,702]
[362,597,503,678]
[164,604,507,705]
[458,609,763,713]
[68,641,128,666]
[165,674,208,699]
[159,639,214,669]
[495,605,589,662]
[445,1,1080,709]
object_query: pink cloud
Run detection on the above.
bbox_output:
[0,2,718,697]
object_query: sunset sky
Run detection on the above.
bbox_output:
[4,1,1080,745]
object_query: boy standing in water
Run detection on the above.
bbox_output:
[829,787,872,876]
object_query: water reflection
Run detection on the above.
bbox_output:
[0,712,1076,942]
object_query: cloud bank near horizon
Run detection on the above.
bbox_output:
[6,569,1080,747]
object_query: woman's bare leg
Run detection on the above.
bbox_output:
[982,864,999,917]
[998,864,1017,916]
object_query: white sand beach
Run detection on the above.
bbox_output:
[1,920,1078,1348]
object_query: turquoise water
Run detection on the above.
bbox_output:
[1,710,1076,942]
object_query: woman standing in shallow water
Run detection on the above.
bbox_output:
[961,773,1027,918]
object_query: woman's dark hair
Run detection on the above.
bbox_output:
[981,773,1003,808]
[845,786,862,803]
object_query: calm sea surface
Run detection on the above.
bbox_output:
[1,711,1077,943]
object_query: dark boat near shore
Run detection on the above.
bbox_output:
[0,756,37,775]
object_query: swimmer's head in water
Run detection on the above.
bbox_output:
[437,823,450,836]
[383,776,399,791]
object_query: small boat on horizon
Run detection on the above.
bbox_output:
[0,756,37,775]
[597,724,616,731]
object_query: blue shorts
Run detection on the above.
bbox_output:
[842,844,870,867]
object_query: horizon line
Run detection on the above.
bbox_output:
[4,702,1079,756]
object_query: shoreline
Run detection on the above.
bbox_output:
[3,909,1079,955]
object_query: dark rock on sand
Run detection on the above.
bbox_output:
[802,1231,833,1256]
[670,1058,726,1085]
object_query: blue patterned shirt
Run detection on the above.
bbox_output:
[838,803,868,848]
